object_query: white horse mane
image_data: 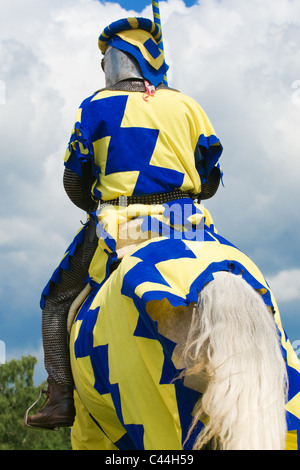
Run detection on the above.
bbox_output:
[179,272,288,450]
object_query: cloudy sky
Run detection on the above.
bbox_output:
[1,0,300,382]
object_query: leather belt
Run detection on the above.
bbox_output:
[100,189,195,207]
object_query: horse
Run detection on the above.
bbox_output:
[68,209,289,451]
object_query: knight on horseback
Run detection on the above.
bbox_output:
[25,17,223,430]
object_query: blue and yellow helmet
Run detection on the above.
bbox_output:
[98,17,168,87]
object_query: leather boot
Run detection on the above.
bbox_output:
[25,382,76,430]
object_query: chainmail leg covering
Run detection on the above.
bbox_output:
[42,217,98,385]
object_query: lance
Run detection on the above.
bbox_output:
[152,0,168,85]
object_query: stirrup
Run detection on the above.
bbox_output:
[24,389,59,431]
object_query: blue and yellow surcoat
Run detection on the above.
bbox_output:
[63,89,222,201]
[69,203,300,450]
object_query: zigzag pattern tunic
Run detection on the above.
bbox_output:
[63,88,222,202]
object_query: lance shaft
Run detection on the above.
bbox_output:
[152,0,168,85]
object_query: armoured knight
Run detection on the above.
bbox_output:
[25,17,222,430]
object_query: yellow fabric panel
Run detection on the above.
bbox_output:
[271,288,300,376]
[90,89,130,102]
[93,137,110,174]
[283,331,300,376]
[71,390,118,451]
[96,171,140,201]
[97,204,162,242]
[286,392,300,421]
[88,238,111,287]
[63,108,85,162]
[285,430,298,450]
[116,30,165,70]
[119,89,210,193]
[126,17,139,29]
[87,268,183,449]
[70,318,128,445]
[133,278,179,300]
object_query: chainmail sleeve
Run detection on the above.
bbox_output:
[63,161,98,213]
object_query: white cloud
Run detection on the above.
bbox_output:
[0,0,300,374]
[267,269,300,303]
[160,0,300,272]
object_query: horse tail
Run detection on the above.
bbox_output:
[182,271,288,450]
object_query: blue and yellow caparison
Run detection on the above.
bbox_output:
[68,203,300,450]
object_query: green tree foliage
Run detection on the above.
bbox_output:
[0,355,72,450]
